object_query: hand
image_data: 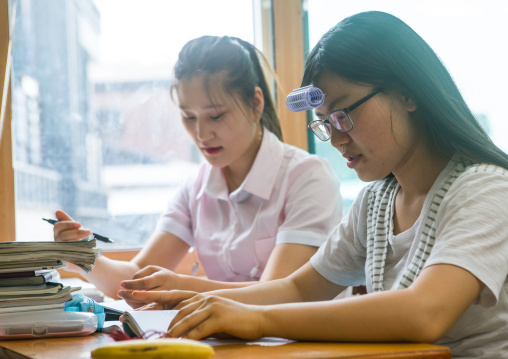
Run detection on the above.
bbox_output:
[53,210,91,242]
[128,289,199,311]
[132,290,266,340]
[118,266,182,308]
[53,210,91,273]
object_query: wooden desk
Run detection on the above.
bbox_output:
[0,333,450,359]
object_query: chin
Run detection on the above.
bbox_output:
[356,170,389,183]
[203,157,228,169]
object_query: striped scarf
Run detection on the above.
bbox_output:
[365,157,476,292]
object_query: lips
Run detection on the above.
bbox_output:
[203,146,222,155]
[342,152,361,161]
[342,152,362,169]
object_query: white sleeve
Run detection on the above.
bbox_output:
[276,156,343,247]
[310,186,369,287]
[425,169,508,306]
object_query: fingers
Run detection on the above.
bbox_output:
[131,265,163,280]
[174,293,203,310]
[55,210,74,221]
[131,290,198,310]
[168,296,237,340]
[53,210,90,242]
[121,268,165,290]
[121,277,155,291]
[167,295,210,337]
[168,296,265,341]
[117,290,147,309]
[54,225,90,241]
[168,303,215,339]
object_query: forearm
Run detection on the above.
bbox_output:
[209,263,343,305]
[78,256,141,299]
[206,277,304,305]
[260,289,439,343]
[173,274,259,292]
[165,264,480,342]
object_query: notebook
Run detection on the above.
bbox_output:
[0,272,53,286]
[0,260,65,274]
[122,310,178,338]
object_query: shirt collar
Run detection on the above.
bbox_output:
[240,129,284,200]
[196,165,229,201]
[196,129,284,203]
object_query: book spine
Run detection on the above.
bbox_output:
[0,271,36,279]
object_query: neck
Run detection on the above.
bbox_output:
[393,146,450,201]
[222,126,263,193]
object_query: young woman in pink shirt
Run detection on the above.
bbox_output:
[53,36,342,306]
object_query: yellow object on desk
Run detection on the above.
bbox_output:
[91,338,215,359]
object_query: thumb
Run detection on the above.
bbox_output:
[55,210,74,221]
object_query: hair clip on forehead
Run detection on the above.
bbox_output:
[286,86,325,112]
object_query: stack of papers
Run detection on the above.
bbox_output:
[0,238,101,272]
[0,238,100,316]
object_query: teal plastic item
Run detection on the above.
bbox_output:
[64,293,106,330]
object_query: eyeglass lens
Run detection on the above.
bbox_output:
[309,110,351,141]
[309,121,331,141]
[329,110,352,132]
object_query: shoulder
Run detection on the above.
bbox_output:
[179,161,210,194]
[440,161,508,212]
[450,162,508,192]
[462,162,508,178]
[262,129,332,170]
[273,143,341,202]
[278,141,336,176]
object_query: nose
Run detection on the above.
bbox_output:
[329,128,351,151]
[196,118,214,142]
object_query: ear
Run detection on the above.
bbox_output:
[251,86,265,123]
[404,95,417,112]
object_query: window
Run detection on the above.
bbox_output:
[2,0,310,255]
[306,0,508,213]
[8,0,258,249]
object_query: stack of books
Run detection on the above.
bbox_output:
[0,238,100,315]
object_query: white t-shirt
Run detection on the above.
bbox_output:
[311,157,508,358]
[157,129,343,282]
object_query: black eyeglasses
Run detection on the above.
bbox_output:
[308,88,382,141]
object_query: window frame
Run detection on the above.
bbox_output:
[1,0,15,241]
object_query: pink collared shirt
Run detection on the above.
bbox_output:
[156,129,342,281]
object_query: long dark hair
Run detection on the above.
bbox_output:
[302,11,508,169]
[171,36,282,140]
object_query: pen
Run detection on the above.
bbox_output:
[42,218,114,243]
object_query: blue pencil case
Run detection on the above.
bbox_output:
[64,293,106,330]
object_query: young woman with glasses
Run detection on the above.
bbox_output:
[52,36,343,306]
[132,12,508,358]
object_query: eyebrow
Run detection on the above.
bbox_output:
[314,94,348,117]
[179,104,226,111]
